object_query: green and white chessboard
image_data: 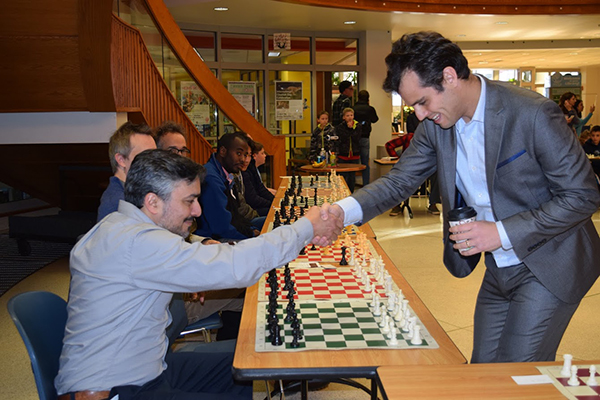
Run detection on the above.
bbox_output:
[255,299,439,352]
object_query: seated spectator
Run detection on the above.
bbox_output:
[97,122,156,222]
[242,141,275,216]
[55,149,342,400]
[196,132,259,241]
[583,125,600,179]
[235,149,265,230]
[155,122,245,340]
[334,107,362,192]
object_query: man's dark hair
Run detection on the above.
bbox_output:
[154,121,186,149]
[383,31,470,94]
[125,149,205,208]
[357,90,370,102]
[592,125,600,133]
[217,132,251,152]
[339,80,352,94]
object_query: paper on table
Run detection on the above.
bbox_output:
[512,375,553,385]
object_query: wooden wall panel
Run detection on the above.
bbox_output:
[0,36,86,111]
[0,0,79,36]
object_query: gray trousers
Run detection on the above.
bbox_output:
[471,257,580,363]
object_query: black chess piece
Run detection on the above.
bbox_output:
[290,334,300,348]
[339,246,348,265]
[270,324,283,346]
[299,246,306,255]
[310,244,317,251]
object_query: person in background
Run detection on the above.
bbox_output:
[334,107,362,192]
[332,80,354,126]
[97,122,156,222]
[196,132,260,241]
[558,91,577,133]
[574,99,595,137]
[309,111,337,162]
[155,121,191,156]
[55,149,343,400]
[352,90,379,186]
[583,125,600,178]
[235,147,266,230]
[242,141,275,216]
[323,31,600,364]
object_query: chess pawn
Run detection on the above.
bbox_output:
[373,301,382,316]
[379,313,388,328]
[394,307,404,324]
[349,247,356,266]
[370,293,379,308]
[364,278,372,293]
[410,325,423,345]
[401,315,410,332]
[589,365,598,386]
[561,354,573,377]
[396,289,404,302]
[389,326,399,346]
[568,365,580,386]
[387,320,396,339]
[387,295,396,312]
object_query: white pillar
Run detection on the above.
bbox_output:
[363,30,392,183]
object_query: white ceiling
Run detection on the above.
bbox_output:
[165,0,600,69]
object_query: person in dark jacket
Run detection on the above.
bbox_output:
[242,141,275,216]
[352,90,379,185]
[334,107,362,192]
[196,132,258,241]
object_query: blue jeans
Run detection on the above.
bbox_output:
[340,158,360,193]
[250,216,266,230]
[359,137,370,185]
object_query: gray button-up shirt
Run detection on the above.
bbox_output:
[55,200,312,394]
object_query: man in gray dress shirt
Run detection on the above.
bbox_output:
[55,150,342,400]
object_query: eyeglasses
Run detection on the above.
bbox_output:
[167,146,191,156]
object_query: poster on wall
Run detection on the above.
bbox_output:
[275,81,303,121]
[273,33,291,50]
[227,81,257,118]
[180,81,211,130]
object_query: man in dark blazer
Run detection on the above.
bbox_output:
[323,31,600,363]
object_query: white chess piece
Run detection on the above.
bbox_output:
[568,365,580,386]
[349,247,356,266]
[402,299,409,314]
[407,316,417,338]
[370,293,379,308]
[410,325,423,345]
[394,306,404,323]
[373,301,382,316]
[561,354,573,377]
[389,327,398,346]
[387,295,396,311]
[396,289,404,302]
[387,320,396,338]
[589,365,598,386]
[364,278,372,293]
[379,313,388,328]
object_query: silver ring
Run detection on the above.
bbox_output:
[466,240,470,248]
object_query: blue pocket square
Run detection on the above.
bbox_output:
[497,149,526,169]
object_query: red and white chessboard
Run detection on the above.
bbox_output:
[288,240,376,267]
[257,267,399,301]
[537,365,600,399]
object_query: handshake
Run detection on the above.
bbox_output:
[304,203,346,247]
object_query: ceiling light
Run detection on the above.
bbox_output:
[495,21,508,25]
[456,34,466,38]
[214,7,228,11]
[478,61,488,64]
[522,52,530,55]
[569,52,579,55]
[268,51,281,57]
[344,21,356,25]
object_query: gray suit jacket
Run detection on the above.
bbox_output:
[353,77,600,304]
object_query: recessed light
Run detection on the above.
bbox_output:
[457,34,466,38]
[268,51,281,57]
[214,7,228,11]
[344,21,356,25]
[569,52,579,55]
[495,21,508,25]
[522,52,530,55]
[478,61,488,64]
[494,59,503,62]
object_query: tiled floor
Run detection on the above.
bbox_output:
[1,198,600,399]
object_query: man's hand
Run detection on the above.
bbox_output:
[187,292,205,304]
[305,205,343,246]
[320,202,345,223]
[201,238,220,245]
[449,220,502,256]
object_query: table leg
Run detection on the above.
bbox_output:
[370,378,378,400]
[300,380,308,400]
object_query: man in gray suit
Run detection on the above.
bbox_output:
[323,31,600,363]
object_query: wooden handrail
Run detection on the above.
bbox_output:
[143,0,287,186]
[111,15,213,165]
